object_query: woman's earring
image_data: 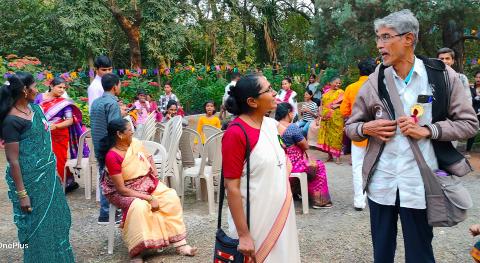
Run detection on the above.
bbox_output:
[24,91,28,98]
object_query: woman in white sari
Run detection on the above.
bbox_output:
[222,74,300,263]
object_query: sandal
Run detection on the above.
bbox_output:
[176,244,198,257]
[312,203,333,209]
[130,256,143,263]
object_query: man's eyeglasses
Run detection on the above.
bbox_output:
[375,32,410,43]
[258,86,274,96]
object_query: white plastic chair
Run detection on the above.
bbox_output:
[142,113,158,141]
[160,116,183,192]
[290,172,309,214]
[202,125,221,164]
[154,123,165,143]
[135,112,156,140]
[107,203,117,254]
[142,140,167,180]
[182,131,224,215]
[63,130,95,199]
[181,127,203,167]
[203,125,221,141]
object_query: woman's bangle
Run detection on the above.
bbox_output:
[147,195,154,202]
[16,190,28,199]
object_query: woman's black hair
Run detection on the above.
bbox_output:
[274,102,293,121]
[15,72,35,88]
[0,75,26,135]
[283,77,292,84]
[164,99,178,115]
[305,89,313,96]
[309,73,317,79]
[225,74,263,115]
[203,100,216,115]
[97,118,129,168]
[49,77,66,92]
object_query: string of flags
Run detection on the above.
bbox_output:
[2,63,327,81]
[465,58,480,65]
[464,28,480,38]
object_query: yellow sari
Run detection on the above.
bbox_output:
[317,89,344,157]
[102,139,187,257]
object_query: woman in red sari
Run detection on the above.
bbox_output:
[36,77,88,192]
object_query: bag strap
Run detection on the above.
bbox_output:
[217,122,251,229]
[383,67,442,195]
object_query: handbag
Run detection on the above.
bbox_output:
[384,67,473,227]
[214,122,251,263]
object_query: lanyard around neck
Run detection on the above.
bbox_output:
[404,61,415,85]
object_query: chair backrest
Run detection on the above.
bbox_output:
[75,130,90,167]
[162,116,183,186]
[142,140,167,180]
[137,112,156,139]
[160,118,173,147]
[143,121,158,141]
[182,127,203,154]
[203,125,221,142]
[85,136,96,164]
[180,128,203,167]
[155,123,165,143]
[199,131,224,176]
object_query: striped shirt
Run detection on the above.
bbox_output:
[90,92,121,159]
[301,101,318,121]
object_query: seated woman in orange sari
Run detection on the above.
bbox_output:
[35,77,89,192]
[99,118,196,263]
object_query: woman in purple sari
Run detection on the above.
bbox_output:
[35,77,89,192]
[276,102,332,208]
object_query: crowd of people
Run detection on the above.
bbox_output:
[1,8,480,263]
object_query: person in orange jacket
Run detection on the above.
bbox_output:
[339,58,376,211]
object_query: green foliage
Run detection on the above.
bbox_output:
[0,0,478,87]
[169,69,227,114]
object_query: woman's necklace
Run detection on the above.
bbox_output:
[115,145,128,152]
[15,105,31,116]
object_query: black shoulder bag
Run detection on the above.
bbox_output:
[214,122,251,263]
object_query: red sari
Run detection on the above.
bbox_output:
[37,95,88,180]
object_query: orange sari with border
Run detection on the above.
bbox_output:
[102,139,187,257]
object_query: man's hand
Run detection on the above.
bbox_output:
[397,116,431,140]
[362,119,397,142]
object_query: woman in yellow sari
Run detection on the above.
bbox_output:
[317,77,344,164]
[99,118,196,263]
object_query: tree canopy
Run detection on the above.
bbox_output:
[0,0,479,75]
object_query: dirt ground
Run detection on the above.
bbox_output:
[1,146,480,263]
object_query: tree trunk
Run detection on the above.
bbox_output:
[239,0,248,61]
[88,50,95,83]
[105,1,142,69]
[125,25,142,69]
[442,19,464,72]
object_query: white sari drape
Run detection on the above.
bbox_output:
[227,117,300,263]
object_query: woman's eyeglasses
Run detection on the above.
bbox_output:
[258,86,274,96]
